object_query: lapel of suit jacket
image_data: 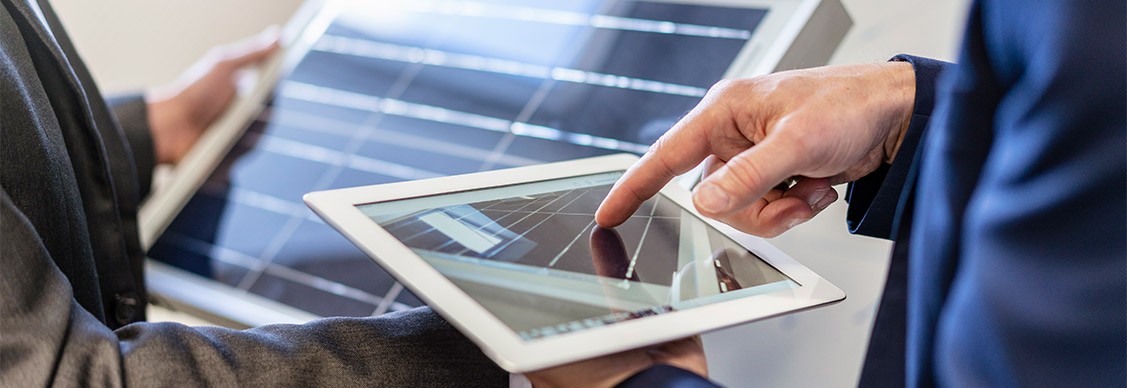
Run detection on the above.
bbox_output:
[7,0,81,98]
[3,0,145,328]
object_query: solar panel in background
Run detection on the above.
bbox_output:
[148,0,768,318]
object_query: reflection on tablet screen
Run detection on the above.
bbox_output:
[358,172,797,340]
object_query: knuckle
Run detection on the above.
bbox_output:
[647,133,672,155]
[707,78,757,99]
[708,78,735,95]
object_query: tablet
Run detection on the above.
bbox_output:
[304,153,844,372]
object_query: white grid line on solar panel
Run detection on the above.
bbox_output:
[625,192,662,278]
[231,60,432,305]
[198,179,324,224]
[372,282,405,315]
[451,188,580,256]
[477,192,677,273]
[200,178,308,218]
[162,230,262,270]
[400,191,567,252]
[160,230,409,310]
[163,232,387,307]
[471,187,601,268]
[392,195,537,241]
[314,35,709,98]
[477,188,599,257]
[184,191,413,312]
[481,208,558,255]
[383,196,513,235]
[257,107,543,167]
[280,81,651,154]
[478,78,556,171]
[244,130,444,182]
[381,0,753,39]
[280,81,510,132]
[549,218,597,267]
[263,263,387,308]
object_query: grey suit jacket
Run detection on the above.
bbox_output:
[0,0,505,386]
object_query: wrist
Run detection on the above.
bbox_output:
[881,61,915,164]
[145,93,191,164]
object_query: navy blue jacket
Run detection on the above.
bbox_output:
[624,1,1126,386]
[897,1,1125,386]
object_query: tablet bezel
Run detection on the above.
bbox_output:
[305,153,844,372]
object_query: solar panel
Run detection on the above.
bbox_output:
[148,0,774,319]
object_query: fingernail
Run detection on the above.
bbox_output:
[813,192,836,212]
[694,184,731,213]
[786,217,805,230]
[806,188,833,212]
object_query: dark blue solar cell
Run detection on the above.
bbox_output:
[248,271,379,317]
[527,83,700,145]
[268,220,399,297]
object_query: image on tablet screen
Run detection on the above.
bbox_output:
[358,172,797,340]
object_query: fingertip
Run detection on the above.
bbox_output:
[593,209,616,228]
[775,199,815,234]
[781,177,837,213]
[713,195,811,237]
[812,187,838,213]
[594,201,628,228]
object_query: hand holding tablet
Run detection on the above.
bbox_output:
[305,154,843,372]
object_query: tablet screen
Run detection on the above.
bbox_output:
[357,172,796,340]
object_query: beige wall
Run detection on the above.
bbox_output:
[49,0,303,94]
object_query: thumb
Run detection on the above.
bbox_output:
[692,136,804,217]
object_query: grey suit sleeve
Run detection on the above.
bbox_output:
[104,94,156,199]
[1,190,507,387]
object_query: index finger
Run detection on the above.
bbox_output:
[595,105,723,227]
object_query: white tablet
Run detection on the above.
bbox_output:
[304,153,844,372]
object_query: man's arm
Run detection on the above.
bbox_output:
[0,189,506,387]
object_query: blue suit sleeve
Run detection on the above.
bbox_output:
[617,365,720,388]
[844,55,951,240]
